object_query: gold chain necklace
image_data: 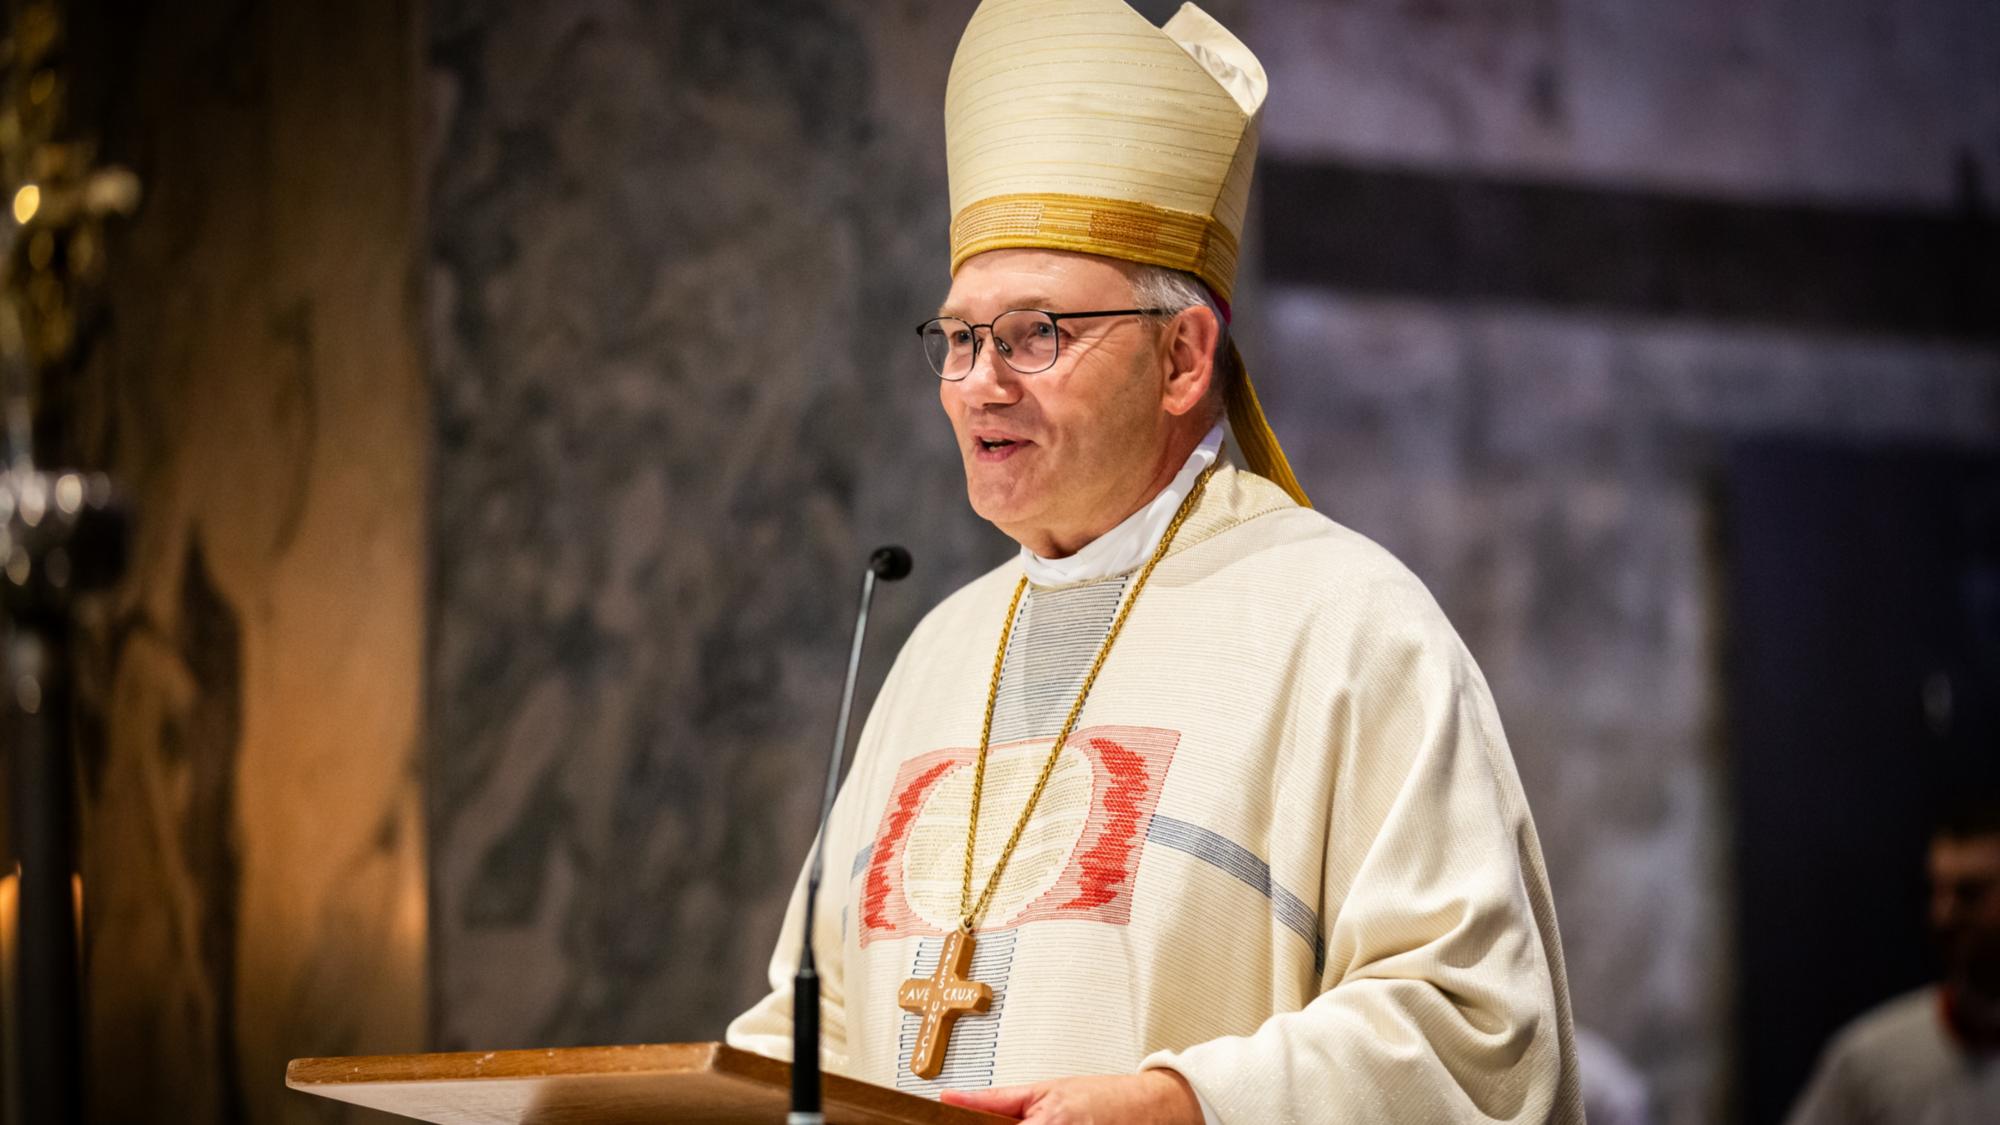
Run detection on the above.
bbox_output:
[896,463,1217,1079]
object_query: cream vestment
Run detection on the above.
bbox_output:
[730,466,1584,1123]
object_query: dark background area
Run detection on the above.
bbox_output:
[1723,441,2000,1124]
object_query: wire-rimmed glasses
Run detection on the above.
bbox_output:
[914,308,1168,381]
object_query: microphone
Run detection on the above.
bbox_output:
[791,545,912,1123]
[869,544,913,582]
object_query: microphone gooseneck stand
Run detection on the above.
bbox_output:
[790,545,912,1124]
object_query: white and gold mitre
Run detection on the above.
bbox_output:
[944,0,1308,507]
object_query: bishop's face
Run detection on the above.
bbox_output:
[936,249,1182,558]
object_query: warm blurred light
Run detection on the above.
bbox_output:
[53,472,81,515]
[0,868,86,963]
[12,184,40,224]
[84,169,141,215]
[0,869,85,1071]
[0,868,14,975]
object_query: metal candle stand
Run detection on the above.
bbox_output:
[0,6,141,1122]
[1,465,123,1125]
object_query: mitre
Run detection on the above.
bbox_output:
[944,0,1308,505]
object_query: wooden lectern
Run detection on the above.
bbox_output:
[286,1042,1014,1124]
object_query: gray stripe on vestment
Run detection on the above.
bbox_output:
[1147,813,1328,975]
[987,579,1127,745]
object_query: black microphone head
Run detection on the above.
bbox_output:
[869,545,913,581]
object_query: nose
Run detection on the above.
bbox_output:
[950,326,1021,405]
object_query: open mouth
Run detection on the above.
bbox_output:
[973,435,1029,461]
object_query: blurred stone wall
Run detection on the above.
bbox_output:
[60,1,429,1122]
[424,0,1011,1050]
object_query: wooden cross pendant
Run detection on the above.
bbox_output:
[896,927,993,1079]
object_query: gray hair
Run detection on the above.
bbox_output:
[1128,264,1235,424]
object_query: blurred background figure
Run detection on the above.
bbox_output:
[1785,794,2000,1124]
[1724,444,2000,1122]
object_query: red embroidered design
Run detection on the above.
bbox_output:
[857,725,1177,944]
[861,759,958,933]
[1061,736,1150,910]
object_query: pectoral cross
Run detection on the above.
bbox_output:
[897,927,993,1079]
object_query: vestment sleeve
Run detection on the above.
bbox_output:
[1142,595,1582,1123]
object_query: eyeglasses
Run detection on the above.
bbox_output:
[914,308,1168,381]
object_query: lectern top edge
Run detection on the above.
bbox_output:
[284,1041,1015,1124]
[286,1041,731,1087]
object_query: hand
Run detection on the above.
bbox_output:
[940,1069,1204,1124]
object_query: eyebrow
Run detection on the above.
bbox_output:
[935,296,1058,319]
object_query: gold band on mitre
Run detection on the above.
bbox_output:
[949,192,1241,303]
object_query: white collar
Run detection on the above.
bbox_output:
[1018,423,1225,587]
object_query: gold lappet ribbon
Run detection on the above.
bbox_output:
[1227,340,1310,508]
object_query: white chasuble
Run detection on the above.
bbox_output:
[728,464,1584,1124]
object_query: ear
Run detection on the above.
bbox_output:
[1158,305,1220,418]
